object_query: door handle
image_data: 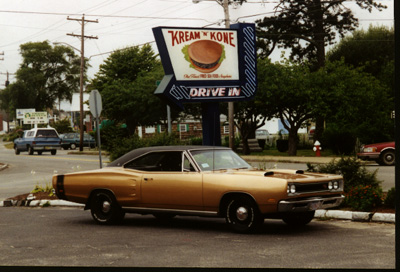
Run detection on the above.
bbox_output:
[144,177,153,181]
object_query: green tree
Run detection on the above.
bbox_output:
[10,41,82,111]
[225,58,277,154]
[91,45,176,135]
[256,0,386,141]
[317,61,393,148]
[0,87,13,130]
[327,25,394,95]
[263,61,319,155]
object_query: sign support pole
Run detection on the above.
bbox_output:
[201,103,221,146]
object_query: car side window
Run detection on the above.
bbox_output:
[183,155,196,172]
[124,151,183,172]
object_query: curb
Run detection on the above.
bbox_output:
[0,199,84,208]
[315,210,395,224]
[0,199,394,224]
[0,163,8,171]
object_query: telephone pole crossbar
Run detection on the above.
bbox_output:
[66,15,98,152]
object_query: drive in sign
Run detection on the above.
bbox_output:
[153,23,257,109]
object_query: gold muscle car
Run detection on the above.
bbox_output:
[52,146,344,233]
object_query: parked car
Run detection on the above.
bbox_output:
[255,129,270,140]
[14,128,61,155]
[60,133,96,150]
[357,141,395,166]
[53,146,344,233]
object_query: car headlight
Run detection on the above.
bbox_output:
[287,184,296,194]
[333,181,339,190]
[363,147,377,153]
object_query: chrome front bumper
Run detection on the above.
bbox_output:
[278,195,345,212]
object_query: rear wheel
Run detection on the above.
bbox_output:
[51,150,57,155]
[282,211,315,226]
[37,151,43,155]
[225,196,263,233]
[28,146,34,155]
[90,191,125,225]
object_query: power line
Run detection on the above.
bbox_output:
[0,9,213,22]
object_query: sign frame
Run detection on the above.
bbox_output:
[153,23,257,109]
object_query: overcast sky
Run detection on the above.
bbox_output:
[0,0,394,84]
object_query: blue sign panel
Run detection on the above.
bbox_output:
[153,23,257,109]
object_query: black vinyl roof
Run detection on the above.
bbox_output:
[107,145,230,167]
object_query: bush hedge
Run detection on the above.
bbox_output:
[307,157,383,211]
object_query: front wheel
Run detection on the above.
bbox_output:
[90,191,125,225]
[70,143,77,150]
[14,146,20,155]
[225,196,263,233]
[282,211,315,226]
[51,150,57,155]
[380,150,395,166]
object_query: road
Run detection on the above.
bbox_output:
[0,207,395,268]
[0,143,395,200]
[0,144,104,200]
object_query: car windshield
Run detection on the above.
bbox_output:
[190,149,252,171]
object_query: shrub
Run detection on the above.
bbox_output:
[321,127,356,155]
[145,132,181,147]
[307,157,384,212]
[276,139,288,152]
[31,183,54,197]
[108,132,183,161]
[108,135,144,161]
[307,157,381,193]
[344,185,382,212]
[185,136,203,145]
[100,123,129,151]
[384,187,396,208]
[51,119,73,134]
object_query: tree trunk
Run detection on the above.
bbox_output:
[314,116,324,143]
[241,137,251,155]
[287,128,298,156]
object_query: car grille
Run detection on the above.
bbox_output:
[295,182,332,193]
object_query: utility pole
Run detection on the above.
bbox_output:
[67,15,98,152]
[222,0,235,150]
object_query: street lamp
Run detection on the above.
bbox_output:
[53,41,85,152]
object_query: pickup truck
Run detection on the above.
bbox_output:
[14,128,61,155]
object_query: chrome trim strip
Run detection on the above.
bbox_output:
[121,206,219,217]
[278,195,345,212]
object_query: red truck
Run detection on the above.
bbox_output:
[357,141,395,166]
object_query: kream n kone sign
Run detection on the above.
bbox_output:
[153,23,257,109]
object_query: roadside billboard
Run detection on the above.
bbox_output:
[23,112,48,125]
[16,109,35,119]
[153,23,257,109]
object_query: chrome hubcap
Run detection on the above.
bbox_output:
[101,201,111,213]
[236,207,248,221]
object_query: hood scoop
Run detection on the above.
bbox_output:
[264,171,274,176]
[264,170,305,177]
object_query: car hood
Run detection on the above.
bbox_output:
[210,169,342,182]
